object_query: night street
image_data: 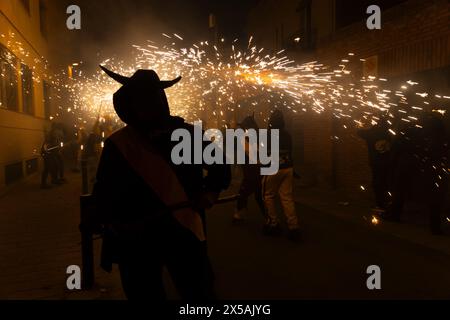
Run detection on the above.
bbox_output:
[210,201,450,300]
[2,173,450,300]
[1,0,450,308]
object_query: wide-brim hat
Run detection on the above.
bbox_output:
[100,65,182,89]
[99,66,181,127]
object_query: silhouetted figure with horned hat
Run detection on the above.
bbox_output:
[93,66,230,300]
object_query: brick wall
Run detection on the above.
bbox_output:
[246,0,449,196]
[317,0,450,76]
[301,0,450,195]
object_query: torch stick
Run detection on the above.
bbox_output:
[46,145,61,152]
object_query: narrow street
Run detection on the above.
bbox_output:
[209,201,450,299]
[1,172,450,300]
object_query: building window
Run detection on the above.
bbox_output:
[0,44,19,111]
[20,0,30,14]
[39,0,47,38]
[21,63,34,115]
[43,81,51,119]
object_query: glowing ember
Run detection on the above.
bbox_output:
[371,216,380,226]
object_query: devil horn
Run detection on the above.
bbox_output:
[160,76,182,89]
[99,65,129,85]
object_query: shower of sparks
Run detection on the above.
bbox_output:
[63,35,450,189]
[0,31,50,83]
[2,31,448,188]
[63,34,450,133]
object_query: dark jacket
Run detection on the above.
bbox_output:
[93,116,231,271]
[268,111,293,169]
[357,123,392,168]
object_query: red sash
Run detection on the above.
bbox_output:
[109,126,205,241]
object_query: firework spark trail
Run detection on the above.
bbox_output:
[1,32,449,202]
[67,35,449,133]
[3,31,448,135]
[65,34,450,193]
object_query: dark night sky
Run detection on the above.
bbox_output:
[75,0,260,55]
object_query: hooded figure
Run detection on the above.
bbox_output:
[268,109,285,130]
[268,110,292,169]
[101,66,181,129]
[262,110,300,241]
[357,116,392,212]
[232,114,266,223]
[388,112,449,234]
[92,66,231,300]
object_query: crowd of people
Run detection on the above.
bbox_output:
[38,65,448,301]
[41,117,118,191]
[232,111,301,241]
[87,65,313,300]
